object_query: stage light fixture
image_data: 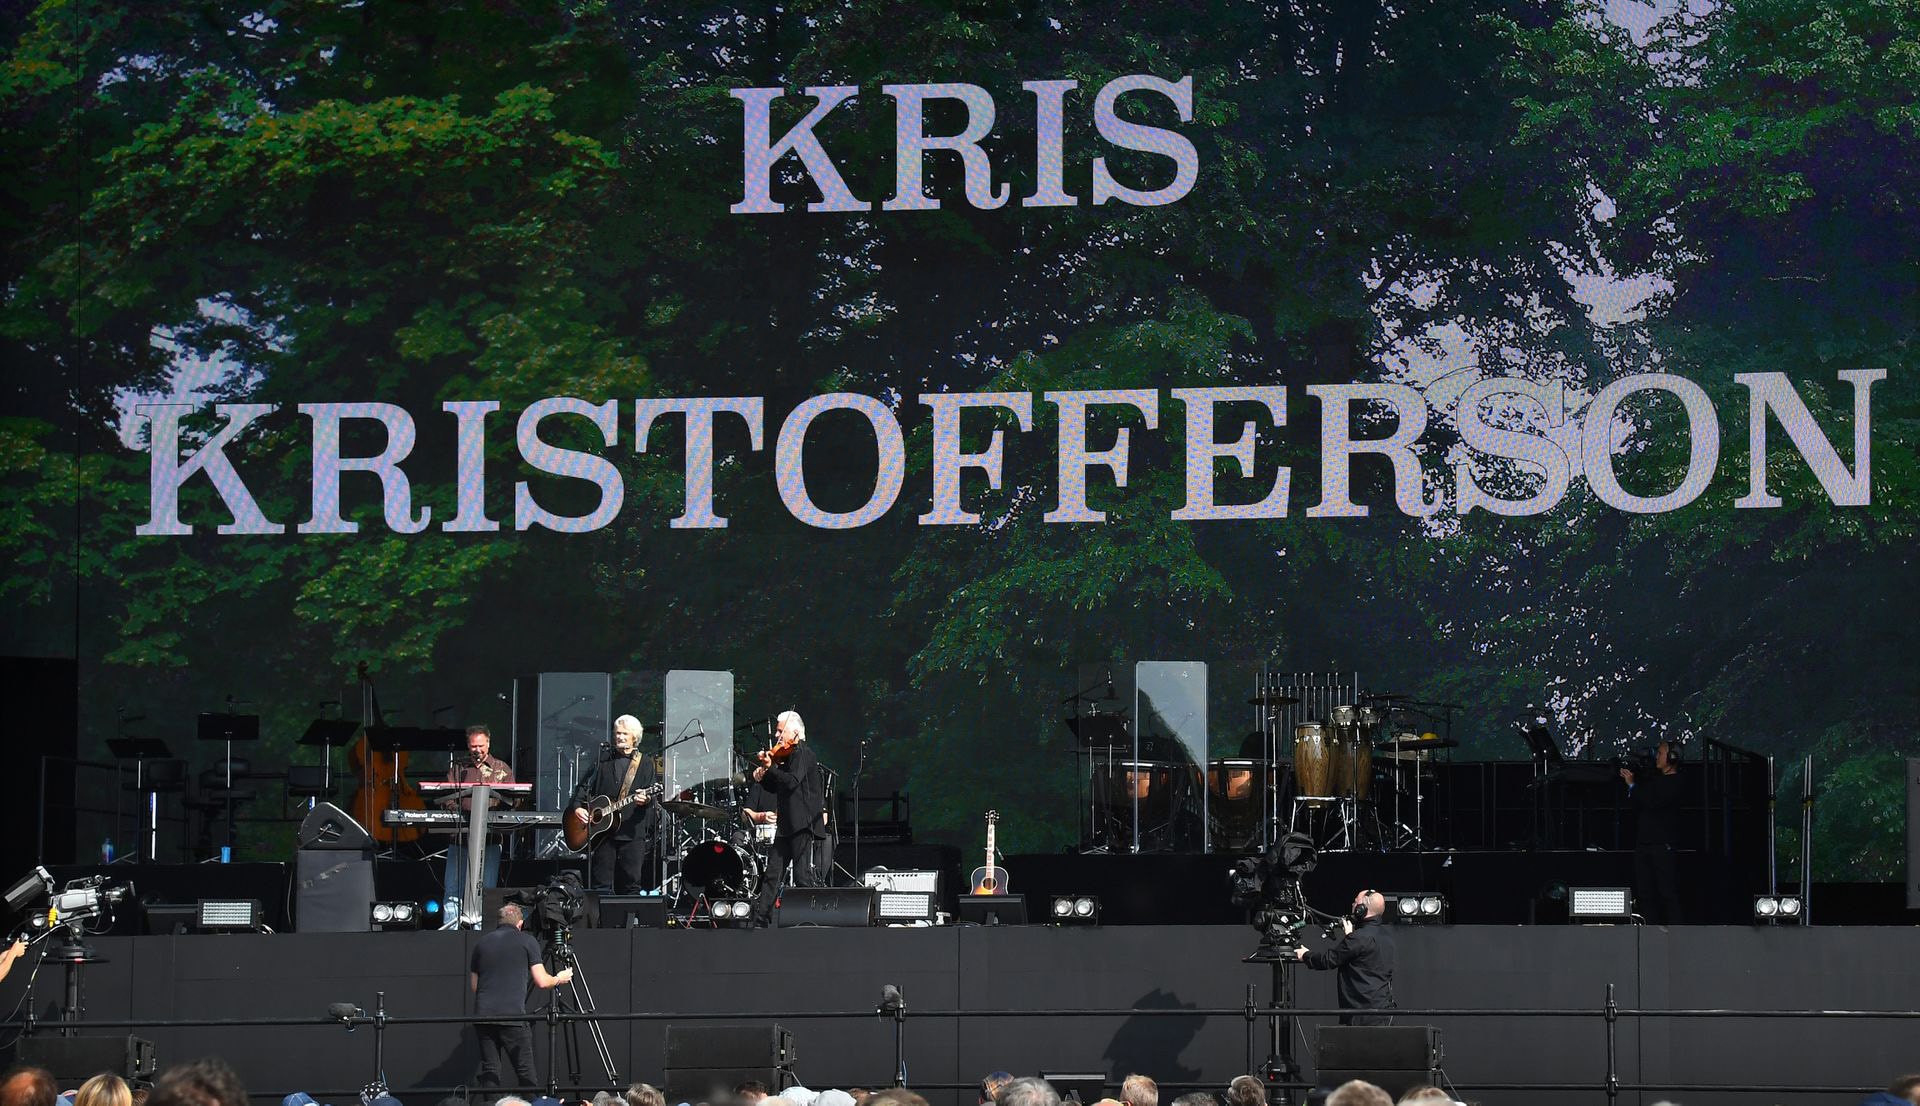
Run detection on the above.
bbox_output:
[1753,895,1803,923]
[370,901,419,930]
[1385,892,1447,924]
[196,898,262,932]
[708,899,753,926]
[1047,895,1101,925]
[1567,887,1634,923]
[876,891,936,923]
[1778,895,1802,918]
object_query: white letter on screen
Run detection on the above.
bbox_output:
[1733,369,1885,508]
[1307,384,1438,518]
[729,86,869,214]
[920,391,1034,525]
[1579,374,1720,514]
[1044,389,1161,523]
[133,403,283,536]
[1090,75,1199,207]
[443,400,501,533]
[883,83,1010,212]
[1023,80,1078,208]
[299,402,431,535]
[1169,386,1290,520]
[1453,378,1573,517]
[633,397,766,529]
[514,398,624,533]
[774,393,905,529]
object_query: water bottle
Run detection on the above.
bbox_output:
[100,837,115,864]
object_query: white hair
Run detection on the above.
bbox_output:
[776,709,805,741]
[498,1098,533,1106]
[614,714,644,737]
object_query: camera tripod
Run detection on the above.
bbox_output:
[546,935,619,1090]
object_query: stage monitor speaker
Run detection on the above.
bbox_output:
[1907,757,1919,910]
[143,902,196,935]
[775,886,876,928]
[599,894,667,928]
[957,892,1027,926]
[295,849,374,932]
[1315,1025,1441,1100]
[17,1035,156,1079]
[297,802,373,850]
[665,1024,795,1102]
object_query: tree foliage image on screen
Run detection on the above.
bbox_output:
[0,0,1912,876]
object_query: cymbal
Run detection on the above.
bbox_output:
[662,799,731,821]
[1377,735,1459,750]
[1361,691,1412,702]
[1248,693,1301,707]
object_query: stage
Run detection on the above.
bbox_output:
[6,925,1915,1105]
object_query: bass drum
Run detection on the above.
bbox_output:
[1293,722,1333,802]
[677,838,762,898]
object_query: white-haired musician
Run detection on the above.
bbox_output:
[568,713,659,892]
[749,709,830,892]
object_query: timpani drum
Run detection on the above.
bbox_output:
[1207,758,1274,841]
[1095,760,1178,828]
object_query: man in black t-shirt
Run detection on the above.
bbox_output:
[1292,889,1398,1026]
[470,901,572,1088]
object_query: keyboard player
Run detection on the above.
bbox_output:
[443,723,517,922]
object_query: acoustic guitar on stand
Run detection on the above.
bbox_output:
[969,810,1010,894]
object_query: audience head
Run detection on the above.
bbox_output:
[733,1085,769,1105]
[624,1085,665,1106]
[147,1060,247,1106]
[74,1077,132,1106]
[1119,1076,1157,1106]
[860,1093,928,1106]
[1394,1090,1450,1105]
[1224,1076,1265,1106]
[979,1074,1015,1106]
[1325,1083,1391,1106]
[1169,1095,1217,1106]
[0,1066,57,1106]
[1888,1076,1920,1105]
[813,1093,855,1106]
[997,1080,1061,1106]
[495,1098,531,1106]
[499,901,526,929]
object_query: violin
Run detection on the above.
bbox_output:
[755,734,802,768]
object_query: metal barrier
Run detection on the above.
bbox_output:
[22,984,1917,1103]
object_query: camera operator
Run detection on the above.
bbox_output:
[1292,890,1396,1025]
[1620,739,1684,924]
[470,901,573,1089]
[0,935,28,983]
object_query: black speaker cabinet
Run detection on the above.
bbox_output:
[1316,1025,1441,1099]
[295,849,374,932]
[1907,757,1919,910]
[297,802,372,850]
[775,886,876,927]
[664,1024,796,1102]
[17,1035,156,1079]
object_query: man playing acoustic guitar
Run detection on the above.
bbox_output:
[569,714,660,893]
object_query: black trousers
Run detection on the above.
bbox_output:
[776,831,827,889]
[475,1021,536,1088]
[590,833,653,893]
[1339,1010,1395,1027]
[1634,842,1684,924]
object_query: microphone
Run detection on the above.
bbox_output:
[1105,668,1115,700]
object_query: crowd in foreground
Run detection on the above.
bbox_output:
[1,1061,1918,1106]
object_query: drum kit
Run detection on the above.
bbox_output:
[659,777,768,902]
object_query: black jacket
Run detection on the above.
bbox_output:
[759,741,827,839]
[1630,769,1684,847]
[1303,916,1396,1014]
[570,751,660,842]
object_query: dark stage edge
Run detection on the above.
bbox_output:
[5,926,1916,1106]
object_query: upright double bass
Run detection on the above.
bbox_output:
[342,661,424,844]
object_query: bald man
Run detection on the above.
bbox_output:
[1293,889,1397,1025]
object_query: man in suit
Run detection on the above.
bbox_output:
[751,709,830,897]
[569,714,660,893]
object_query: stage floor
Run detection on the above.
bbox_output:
[5,925,1915,1106]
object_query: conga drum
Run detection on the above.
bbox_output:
[1347,734,1373,799]
[1293,722,1333,801]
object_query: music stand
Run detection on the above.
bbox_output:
[197,712,260,859]
[296,719,361,804]
[107,737,173,862]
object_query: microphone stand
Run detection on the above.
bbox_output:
[851,735,869,881]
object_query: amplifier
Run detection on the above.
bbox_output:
[18,1035,156,1080]
[862,868,941,895]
